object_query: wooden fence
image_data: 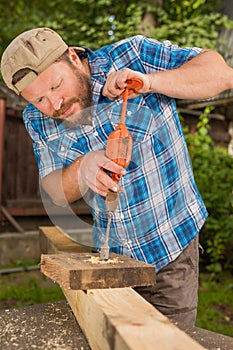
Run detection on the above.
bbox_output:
[0,91,90,225]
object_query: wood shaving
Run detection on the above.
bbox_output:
[87,256,123,265]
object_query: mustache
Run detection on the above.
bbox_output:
[53,97,85,118]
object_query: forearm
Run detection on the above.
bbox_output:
[149,50,233,100]
[42,156,87,207]
[103,49,233,101]
[41,150,126,206]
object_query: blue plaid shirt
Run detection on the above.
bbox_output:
[23,35,208,271]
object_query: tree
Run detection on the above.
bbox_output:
[1,0,232,59]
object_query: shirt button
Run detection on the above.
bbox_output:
[60,146,65,152]
[163,40,171,46]
[127,110,132,116]
[94,131,99,136]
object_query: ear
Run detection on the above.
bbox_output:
[67,47,82,68]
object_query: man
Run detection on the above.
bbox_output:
[1,27,233,326]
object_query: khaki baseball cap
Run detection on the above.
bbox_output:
[0,27,85,95]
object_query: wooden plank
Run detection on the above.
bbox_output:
[40,252,156,289]
[39,226,90,254]
[39,226,206,350]
[2,198,90,217]
[178,95,233,110]
[61,287,206,350]
[1,206,25,233]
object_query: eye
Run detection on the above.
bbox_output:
[51,80,62,91]
[37,96,45,104]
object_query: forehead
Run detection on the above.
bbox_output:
[21,61,70,100]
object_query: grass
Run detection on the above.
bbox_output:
[0,260,65,309]
[0,270,64,309]
[196,272,233,337]
[0,262,232,338]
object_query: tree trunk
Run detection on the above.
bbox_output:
[140,0,163,36]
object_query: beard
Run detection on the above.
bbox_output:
[52,69,92,126]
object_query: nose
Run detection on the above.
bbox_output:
[49,94,64,111]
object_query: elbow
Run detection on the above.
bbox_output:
[41,171,70,207]
[50,194,69,208]
[41,185,69,207]
[224,66,233,92]
[202,49,233,92]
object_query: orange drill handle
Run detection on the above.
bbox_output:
[120,78,143,124]
[106,123,132,182]
[106,78,143,182]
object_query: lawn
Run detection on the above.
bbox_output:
[0,268,64,309]
[196,272,233,337]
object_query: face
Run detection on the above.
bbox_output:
[21,49,92,123]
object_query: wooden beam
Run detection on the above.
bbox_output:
[40,252,155,289]
[39,226,90,254]
[39,226,206,350]
[62,287,206,350]
[1,206,25,233]
[2,198,91,217]
[178,96,233,110]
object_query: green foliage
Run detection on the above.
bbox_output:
[140,0,233,48]
[0,0,232,60]
[0,0,143,57]
[164,0,222,21]
[180,107,233,275]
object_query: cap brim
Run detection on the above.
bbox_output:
[73,46,85,53]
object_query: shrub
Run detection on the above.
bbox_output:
[181,107,233,276]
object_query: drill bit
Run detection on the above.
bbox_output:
[100,190,119,261]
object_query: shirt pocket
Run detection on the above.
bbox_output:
[47,131,84,165]
[109,96,163,144]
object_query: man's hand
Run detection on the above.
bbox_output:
[102,68,151,100]
[42,150,126,206]
[78,150,126,197]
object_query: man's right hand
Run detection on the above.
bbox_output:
[78,150,126,197]
[42,150,126,206]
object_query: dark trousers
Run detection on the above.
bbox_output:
[134,235,199,327]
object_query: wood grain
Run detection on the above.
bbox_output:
[40,252,155,289]
[62,287,206,350]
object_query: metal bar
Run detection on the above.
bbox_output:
[0,265,40,275]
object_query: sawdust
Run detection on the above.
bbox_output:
[87,256,123,265]
[0,301,91,349]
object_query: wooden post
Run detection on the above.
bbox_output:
[0,98,6,208]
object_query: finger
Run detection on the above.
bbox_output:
[103,85,125,100]
[103,73,127,99]
[89,181,109,197]
[85,166,119,194]
[101,157,127,176]
[98,168,119,193]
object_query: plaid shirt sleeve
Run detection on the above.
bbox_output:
[23,104,85,178]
